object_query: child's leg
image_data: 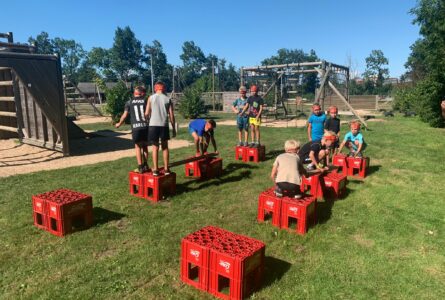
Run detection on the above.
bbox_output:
[244,128,249,144]
[135,144,143,166]
[152,142,159,171]
[161,140,169,171]
[256,125,260,144]
[238,129,242,143]
[191,132,200,154]
[250,123,256,143]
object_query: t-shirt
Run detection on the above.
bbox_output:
[309,142,326,161]
[124,97,148,130]
[148,93,172,127]
[273,152,304,185]
[247,95,264,118]
[325,117,340,134]
[232,97,248,115]
[189,119,208,137]
[308,113,326,142]
[343,131,364,150]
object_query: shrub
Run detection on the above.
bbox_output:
[104,81,131,123]
[178,86,208,119]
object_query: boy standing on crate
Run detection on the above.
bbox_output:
[307,103,326,142]
[338,121,366,157]
[271,140,323,198]
[324,106,341,154]
[115,86,150,173]
[145,82,176,176]
[240,85,263,148]
[232,86,249,146]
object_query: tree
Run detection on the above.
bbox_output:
[110,26,143,82]
[53,38,87,83]
[362,50,389,88]
[88,47,117,81]
[28,31,54,54]
[179,41,207,86]
[143,40,173,91]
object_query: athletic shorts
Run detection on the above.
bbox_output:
[132,127,149,145]
[249,117,261,126]
[236,116,249,131]
[148,126,170,143]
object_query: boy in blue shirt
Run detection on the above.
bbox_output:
[307,103,326,142]
[338,121,366,157]
[231,86,249,146]
[188,119,218,156]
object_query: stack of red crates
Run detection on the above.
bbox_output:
[129,170,176,202]
[257,187,317,235]
[346,156,370,178]
[32,189,93,237]
[235,146,247,161]
[245,145,266,163]
[181,226,265,300]
[322,172,348,199]
[300,174,323,199]
[185,157,223,179]
[332,153,348,174]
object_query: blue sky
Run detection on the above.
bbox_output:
[2,0,419,77]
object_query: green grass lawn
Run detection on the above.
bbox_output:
[1,117,444,299]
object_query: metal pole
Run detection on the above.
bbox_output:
[212,60,215,111]
[150,49,154,93]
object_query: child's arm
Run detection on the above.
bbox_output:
[231,100,239,114]
[257,104,263,119]
[307,123,312,141]
[144,96,151,119]
[239,103,249,116]
[309,150,318,166]
[337,140,346,154]
[270,164,278,183]
[115,111,129,128]
[168,102,176,138]
[210,135,218,154]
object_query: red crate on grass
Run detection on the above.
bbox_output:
[209,236,265,300]
[235,146,247,161]
[129,171,145,198]
[33,189,93,237]
[322,172,348,199]
[185,157,207,178]
[143,170,176,202]
[332,153,348,174]
[207,158,223,178]
[301,174,323,199]
[257,187,281,227]
[245,145,265,163]
[346,156,370,179]
[280,195,317,235]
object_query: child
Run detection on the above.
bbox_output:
[307,103,326,142]
[271,140,323,198]
[324,106,341,154]
[145,81,176,176]
[188,119,218,156]
[338,121,366,157]
[232,86,249,146]
[298,131,337,170]
[115,86,149,173]
[240,85,263,148]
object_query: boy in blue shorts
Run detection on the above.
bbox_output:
[232,86,249,146]
[338,121,366,157]
[188,119,218,156]
[307,103,326,142]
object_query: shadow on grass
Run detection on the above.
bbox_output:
[93,207,126,226]
[316,200,334,225]
[69,130,134,156]
[264,149,283,162]
[368,164,381,176]
[175,162,258,196]
[261,256,292,289]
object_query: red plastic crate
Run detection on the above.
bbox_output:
[301,174,323,199]
[280,196,317,235]
[143,170,176,202]
[209,236,265,299]
[129,171,145,198]
[322,172,348,199]
[346,156,370,178]
[185,157,207,178]
[332,153,348,174]
[32,196,46,214]
[47,211,93,237]
[257,188,281,227]
[207,158,223,178]
[235,146,247,161]
[245,145,265,163]
[181,238,211,291]
[33,211,47,230]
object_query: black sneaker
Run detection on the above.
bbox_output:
[237,141,243,146]
[274,187,283,197]
[152,169,159,176]
[164,169,171,175]
[294,194,303,199]
[348,152,355,157]
[356,152,363,158]
[249,142,255,148]
[142,163,149,173]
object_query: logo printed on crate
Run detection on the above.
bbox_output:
[289,206,298,213]
[325,179,332,187]
[354,161,360,167]
[219,260,231,273]
[338,158,344,163]
[132,176,139,182]
[148,178,154,184]
[50,206,56,212]
[190,249,200,259]
[36,202,42,208]
[249,150,254,154]
[265,200,274,208]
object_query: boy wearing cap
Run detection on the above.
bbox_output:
[232,86,249,146]
[145,81,176,176]
[240,85,263,148]
[307,103,326,142]
[338,121,366,157]
[115,86,149,173]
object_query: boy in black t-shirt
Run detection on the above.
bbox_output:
[298,132,337,170]
[324,106,341,153]
[115,86,150,173]
[240,85,263,148]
